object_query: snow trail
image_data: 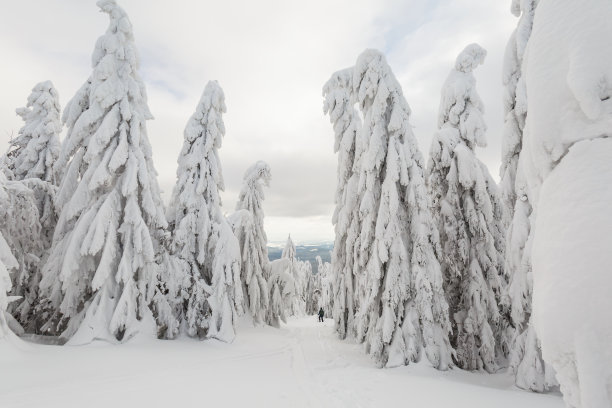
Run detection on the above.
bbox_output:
[0,316,563,408]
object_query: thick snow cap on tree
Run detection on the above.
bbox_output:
[523,0,612,406]
[167,80,242,342]
[428,43,507,373]
[351,49,452,369]
[5,80,61,184]
[438,43,487,148]
[521,0,612,196]
[232,160,271,324]
[323,67,362,340]
[38,0,170,344]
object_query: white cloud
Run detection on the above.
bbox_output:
[0,0,516,242]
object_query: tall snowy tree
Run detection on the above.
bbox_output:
[37,0,175,343]
[281,235,305,316]
[315,256,333,317]
[427,44,507,372]
[350,49,452,369]
[323,68,362,340]
[166,80,243,341]
[1,81,63,331]
[230,161,271,324]
[305,269,321,316]
[266,258,295,328]
[501,0,555,392]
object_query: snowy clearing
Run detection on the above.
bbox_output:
[1,316,563,408]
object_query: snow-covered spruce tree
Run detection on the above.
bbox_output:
[37,0,176,343]
[305,267,321,316]
[231,161,271,324]
[351,49,452,369]
[427,44,507,372]
[281,234,305,316]
[501,0,555,392]
[322,263,334,316]
[166,80,243,341]
[314,256,334,316]
[296,259,311,313]
[323,68,362,340]
[0,174,21,339]
[266,258,295,327]
[1,81,62,331]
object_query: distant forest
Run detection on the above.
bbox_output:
[268,242,333,273]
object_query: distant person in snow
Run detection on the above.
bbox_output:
[318,308,324,322]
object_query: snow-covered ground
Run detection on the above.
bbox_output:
[1,316,563,408]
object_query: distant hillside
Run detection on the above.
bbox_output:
[268,242,333,273]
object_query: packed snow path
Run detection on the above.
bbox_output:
[1,317,563,408]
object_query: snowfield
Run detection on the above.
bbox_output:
[1,316,563,408]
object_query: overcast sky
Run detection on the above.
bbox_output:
[0,0,516,243]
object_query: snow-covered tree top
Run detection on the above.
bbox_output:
[236,160,271,219]
[59,0,153,174]
[454,43,486,73]
[169,80,227,227]
[8,80,61,183]
[282,235,296,260]
[241,160,271,191]
[353,49,411,116]
[323,68,356,153]
[93,0,137,68]
[437,43,487,149]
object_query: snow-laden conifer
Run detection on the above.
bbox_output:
[315,256,333,317]
[37,0,174,343]
[427,44,507,372]
[0,174,20,339]
[351,49,452,369]
[0,82,63,331]
[266,258,295,327]
[167,80,242,341]
[281,235,305,316]
[231,161,271,324]
[305,269,321,316]
[323,68,362,340]
[501,0,555,392]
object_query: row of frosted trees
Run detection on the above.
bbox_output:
[0,0,554,396]
[0,0,315,345]
[324,0,554,393]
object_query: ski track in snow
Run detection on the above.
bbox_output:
[0,316,564,408]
